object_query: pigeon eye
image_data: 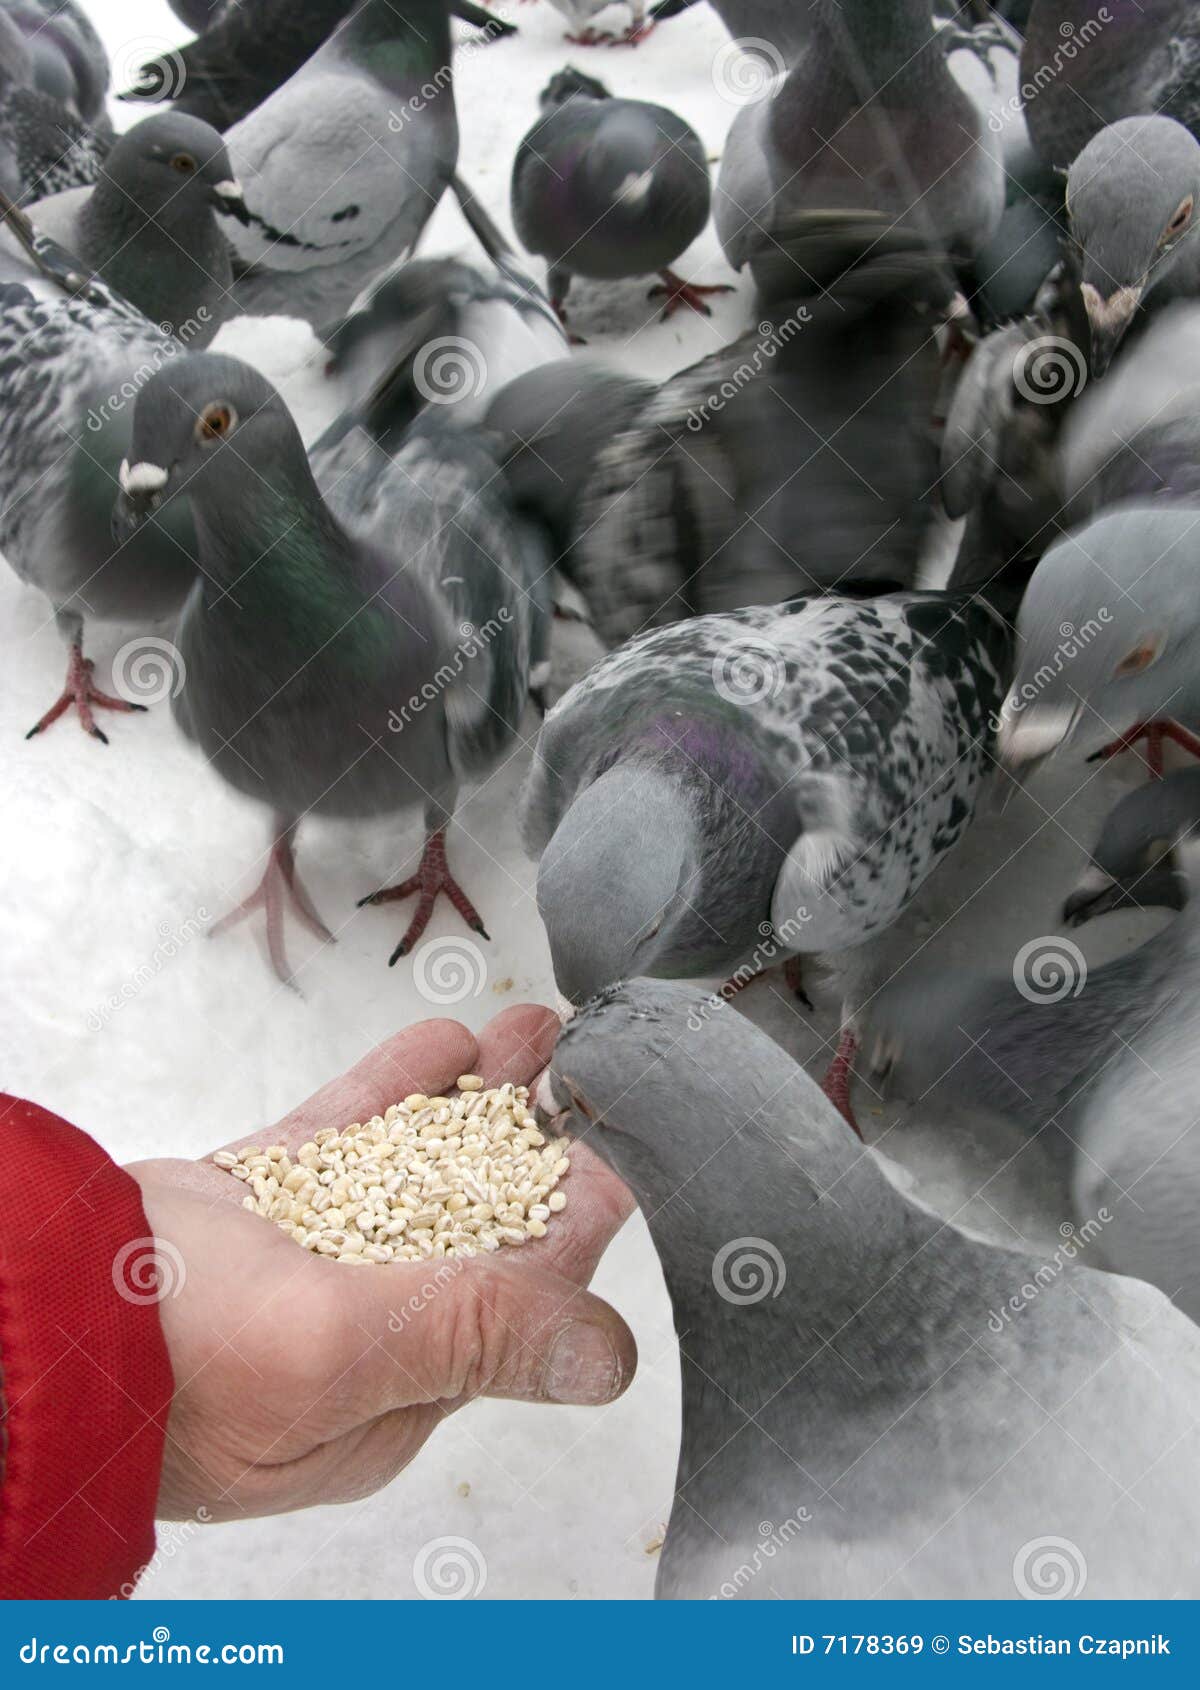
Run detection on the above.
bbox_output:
[1144,837,1173,868]
[195,402,236,444]
[170,153,197,174]
[1163,196,1193,242]
[1113,640,1162,678]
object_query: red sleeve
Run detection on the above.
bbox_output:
[0,1094,175,1599]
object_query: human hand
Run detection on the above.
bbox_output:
[126,1004,636,1521]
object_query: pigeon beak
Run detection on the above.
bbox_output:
[996,701,1081,786]
[1081,281,1143,378]
[1063,861,1186,927]
[211,179,252,224]
[113,458,170,542]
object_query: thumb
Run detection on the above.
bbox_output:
[352,1257,638,1409]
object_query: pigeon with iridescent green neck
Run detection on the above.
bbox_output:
[113,351,549,985]
[223,0,460,328]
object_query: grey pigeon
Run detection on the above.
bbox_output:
[521,588,1010,1008]
[1021,0,1200,172]
[323,188,567,436]
[996,504,1200,784]
[220,0,461,328]
[1065,116,1200,375]
[27,112,247,345]
[0,9,108,203]
[550,977,1200,1599]
[129,1,514,134]
[0,0,109,127]
[941,256,1090,591]
[714,0,1004,284]
[511,66,731,323]
[863,773,1200,1326]
[490,215,955,647]
[112,352,549,984]
[0,193,198,742]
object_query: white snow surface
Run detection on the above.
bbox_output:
[0,0,1171,1601]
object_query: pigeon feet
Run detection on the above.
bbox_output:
[358,829,491,967]
[821,1028,864,1140]
[564,24,655,46]
[649,270,735,320]
[211,830,333,987]
[25,641,146,744]
[1088,720,1200,781]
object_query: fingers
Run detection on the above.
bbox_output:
[502,1139,635,1287]
[209,1019,480,1161]
[475,1003,561,1088]
[343,1254,637,1412]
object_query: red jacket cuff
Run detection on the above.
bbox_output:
[0,1094,175,1599]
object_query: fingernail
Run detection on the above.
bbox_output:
[546,1322,621,1405]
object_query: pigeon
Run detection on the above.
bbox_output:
[863,772,1200,1326]
[714,0,1005,286]
[511,66,731,324]
[1021,0,1200,173]
[323,187,568,435]
[1064,116,1200,376]
[550,977,1200,1599]
[26,113,248,346]
[521,588,1011,1011]
[941,257,1090,591]
[129,1,514,134]
[111,351,550,984]
[0,0,109,128]
[0,9,108,203]
[0,191,198,742]
[489,214,955,647]
[220,0,461,329]
[542,2,652,47]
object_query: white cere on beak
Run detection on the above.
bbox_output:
[1071,864,1117,900]
[996,702,1079,770]
[118,459,169,494]
[1080,281,1144,331]
[213,179,244,200]
[615,168,655,207]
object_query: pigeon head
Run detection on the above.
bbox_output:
[100,112,247,223]
[536,765,700,1006]
[1064,768,1200,928]
[996,506,1200,782]
[1067,117,1200,376]
[539,65,611,110]
[114,352,303,540]
[549,976,843,1225]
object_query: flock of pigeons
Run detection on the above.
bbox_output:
[5,0,1200,1599]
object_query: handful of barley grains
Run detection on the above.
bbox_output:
[212,1076,570,1264]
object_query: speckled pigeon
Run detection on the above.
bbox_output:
[550,977,1200,1599]
[112,352,550,984]
[0,192,198,742]
[0,0,109,127]
[27,113,247,345]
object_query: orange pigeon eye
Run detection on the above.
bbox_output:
[195,402,236,444]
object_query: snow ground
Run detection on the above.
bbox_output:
[0,0,1168,1600]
